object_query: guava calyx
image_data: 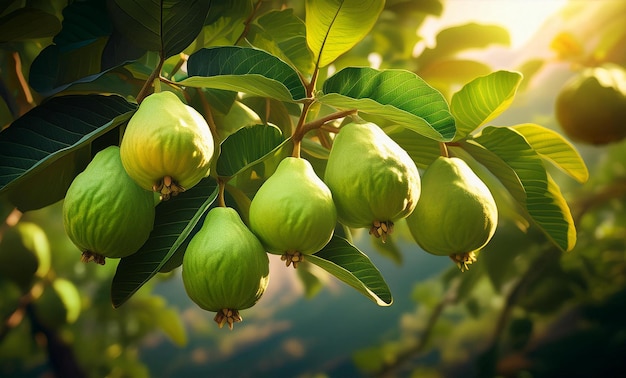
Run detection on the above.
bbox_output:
[368,220,395,243]
[214,308,244,330]
[450,251,478,272]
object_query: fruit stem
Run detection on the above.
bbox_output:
[217,179,226,208]
[439,142,449,158]
[136,54,165,104]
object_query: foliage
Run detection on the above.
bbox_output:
[0,0,624,376]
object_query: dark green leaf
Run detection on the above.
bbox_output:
[28,1,144,95]
[217,124,285,178]
[108,0,211,58]
[472,126,576,252]
[320,67,456,141]
[111,177,218,308]
[0,8,61,42]
[181,46,307,101]
[307,236,393,306]
[0,95,137,211]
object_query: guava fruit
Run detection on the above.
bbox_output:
[182,207,269,329]
[406,156,498,271]
[0,222,51,291]
[120,91,215,199]
[33,278,81,329]
[249,157,337,268]
[555,63,626,145]
[63,146,155,265]
[324,122,421,242]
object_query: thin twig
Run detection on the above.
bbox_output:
[235,0,264,45]
[136,55,165,104]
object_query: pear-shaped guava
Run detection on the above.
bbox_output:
[324,122,421,242]
[120,91,215,199]
[182,207,269,329]
[0,222,51,291]
[406,156,498,271]
[33,278,81,329]
[249,157,337,268]
[555,64,626,145]
[63,146,155,264]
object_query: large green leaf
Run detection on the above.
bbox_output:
[512,123,589,184]
[28,1,144,95]
[217,124,285,177]
[473,126,576,252]
[0,95,137,211]
[416,23,510,68]
[248,9,314,75]
[0,7,61,42]
[384,125,440,169]
[451,70,523,141]
[108,0,211,58]
[180,46,307,102]
[307,236,392,306]
[305,0,384,68]
[111,177,218,307]
[320,67,455,141]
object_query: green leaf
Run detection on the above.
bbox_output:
[305,0,384,68]
[28,1,144,95]
[108,0,211,58]
[0,7,61,42]
[512,123,589,184]
[0,95,137,211]
[384,125,441,169]
[473,126,576,252]
[320,67,455,141]
[181,46,307,102]
[307,236,392,306]
[216,124,285,178]
[111,177,218,308]
[451,70,523,141]
[417,23,510,67]
[248,9,314,75]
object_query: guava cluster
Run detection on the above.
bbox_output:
[61,91,500,329]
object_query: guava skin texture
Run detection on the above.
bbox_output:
[182,207,270,329]
[555,64,626,145]
[63,146,155,265]
[324,122,421,242]
[0,222,51,291]
[120,91,215,199]
[406,156,498,271]
[249,157,337,268]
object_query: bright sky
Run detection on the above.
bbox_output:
[421,0,568,49]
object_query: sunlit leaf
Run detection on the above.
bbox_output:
[111,177,218,308]
[473,126,576,252]
[0,95,136,211]
[512,123,589,183]
[451,70,523,141]
[108,0,211,58]
[248,9,314,75]
[181,46,307,102]
[0,7,61,42]
[320,67,455,141]
[305,0,384,67]
[384,125,440,169]
[307,236,393,306]
[217,124,285,177]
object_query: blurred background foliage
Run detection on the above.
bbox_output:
[1,0,626,377]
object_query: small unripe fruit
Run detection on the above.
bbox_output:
[182,207,269,329]
[555,64,626,145]
[324,122,421,242]
[249,157,337,267]
[0,222,50,291]
[63,146,155,264]
[120,91,215,199]
[406,156,498,271]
